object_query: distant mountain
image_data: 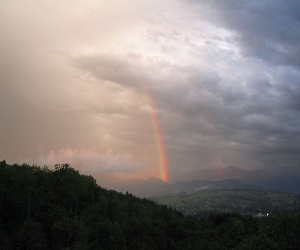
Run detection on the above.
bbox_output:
[244,175,300,194]
[94,165,300,198]
[95,174,262,198]
[94,174,170,198]
[171,165,252,182]
[163,179,261,197]
[216,166,300,194]
[173,166,300,195]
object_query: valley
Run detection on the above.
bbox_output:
[154,189,300,217]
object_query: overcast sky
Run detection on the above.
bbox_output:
[1,0,300,182]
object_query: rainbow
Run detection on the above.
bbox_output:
[144,90,169,183]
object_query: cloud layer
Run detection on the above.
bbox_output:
[1,0,300,181]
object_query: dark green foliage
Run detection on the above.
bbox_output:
[0,160,300,249]
[11,218,48,250]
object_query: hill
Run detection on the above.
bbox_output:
[1,160,300,250]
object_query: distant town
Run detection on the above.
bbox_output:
[155,189,300,217]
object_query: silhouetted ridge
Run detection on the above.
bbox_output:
[0,160,299,250]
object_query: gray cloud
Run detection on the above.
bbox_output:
[1,0,300,181]
[73,50,300,176]
[186,0,300,67]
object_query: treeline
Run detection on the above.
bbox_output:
[0,161,299,250]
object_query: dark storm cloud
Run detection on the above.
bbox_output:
[73,52,300,166]
[187,0,300,68]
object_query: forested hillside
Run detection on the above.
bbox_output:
[0,161,299,250]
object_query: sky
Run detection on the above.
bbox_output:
[1,0,300,182]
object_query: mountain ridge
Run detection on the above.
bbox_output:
[93,166,300,197]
